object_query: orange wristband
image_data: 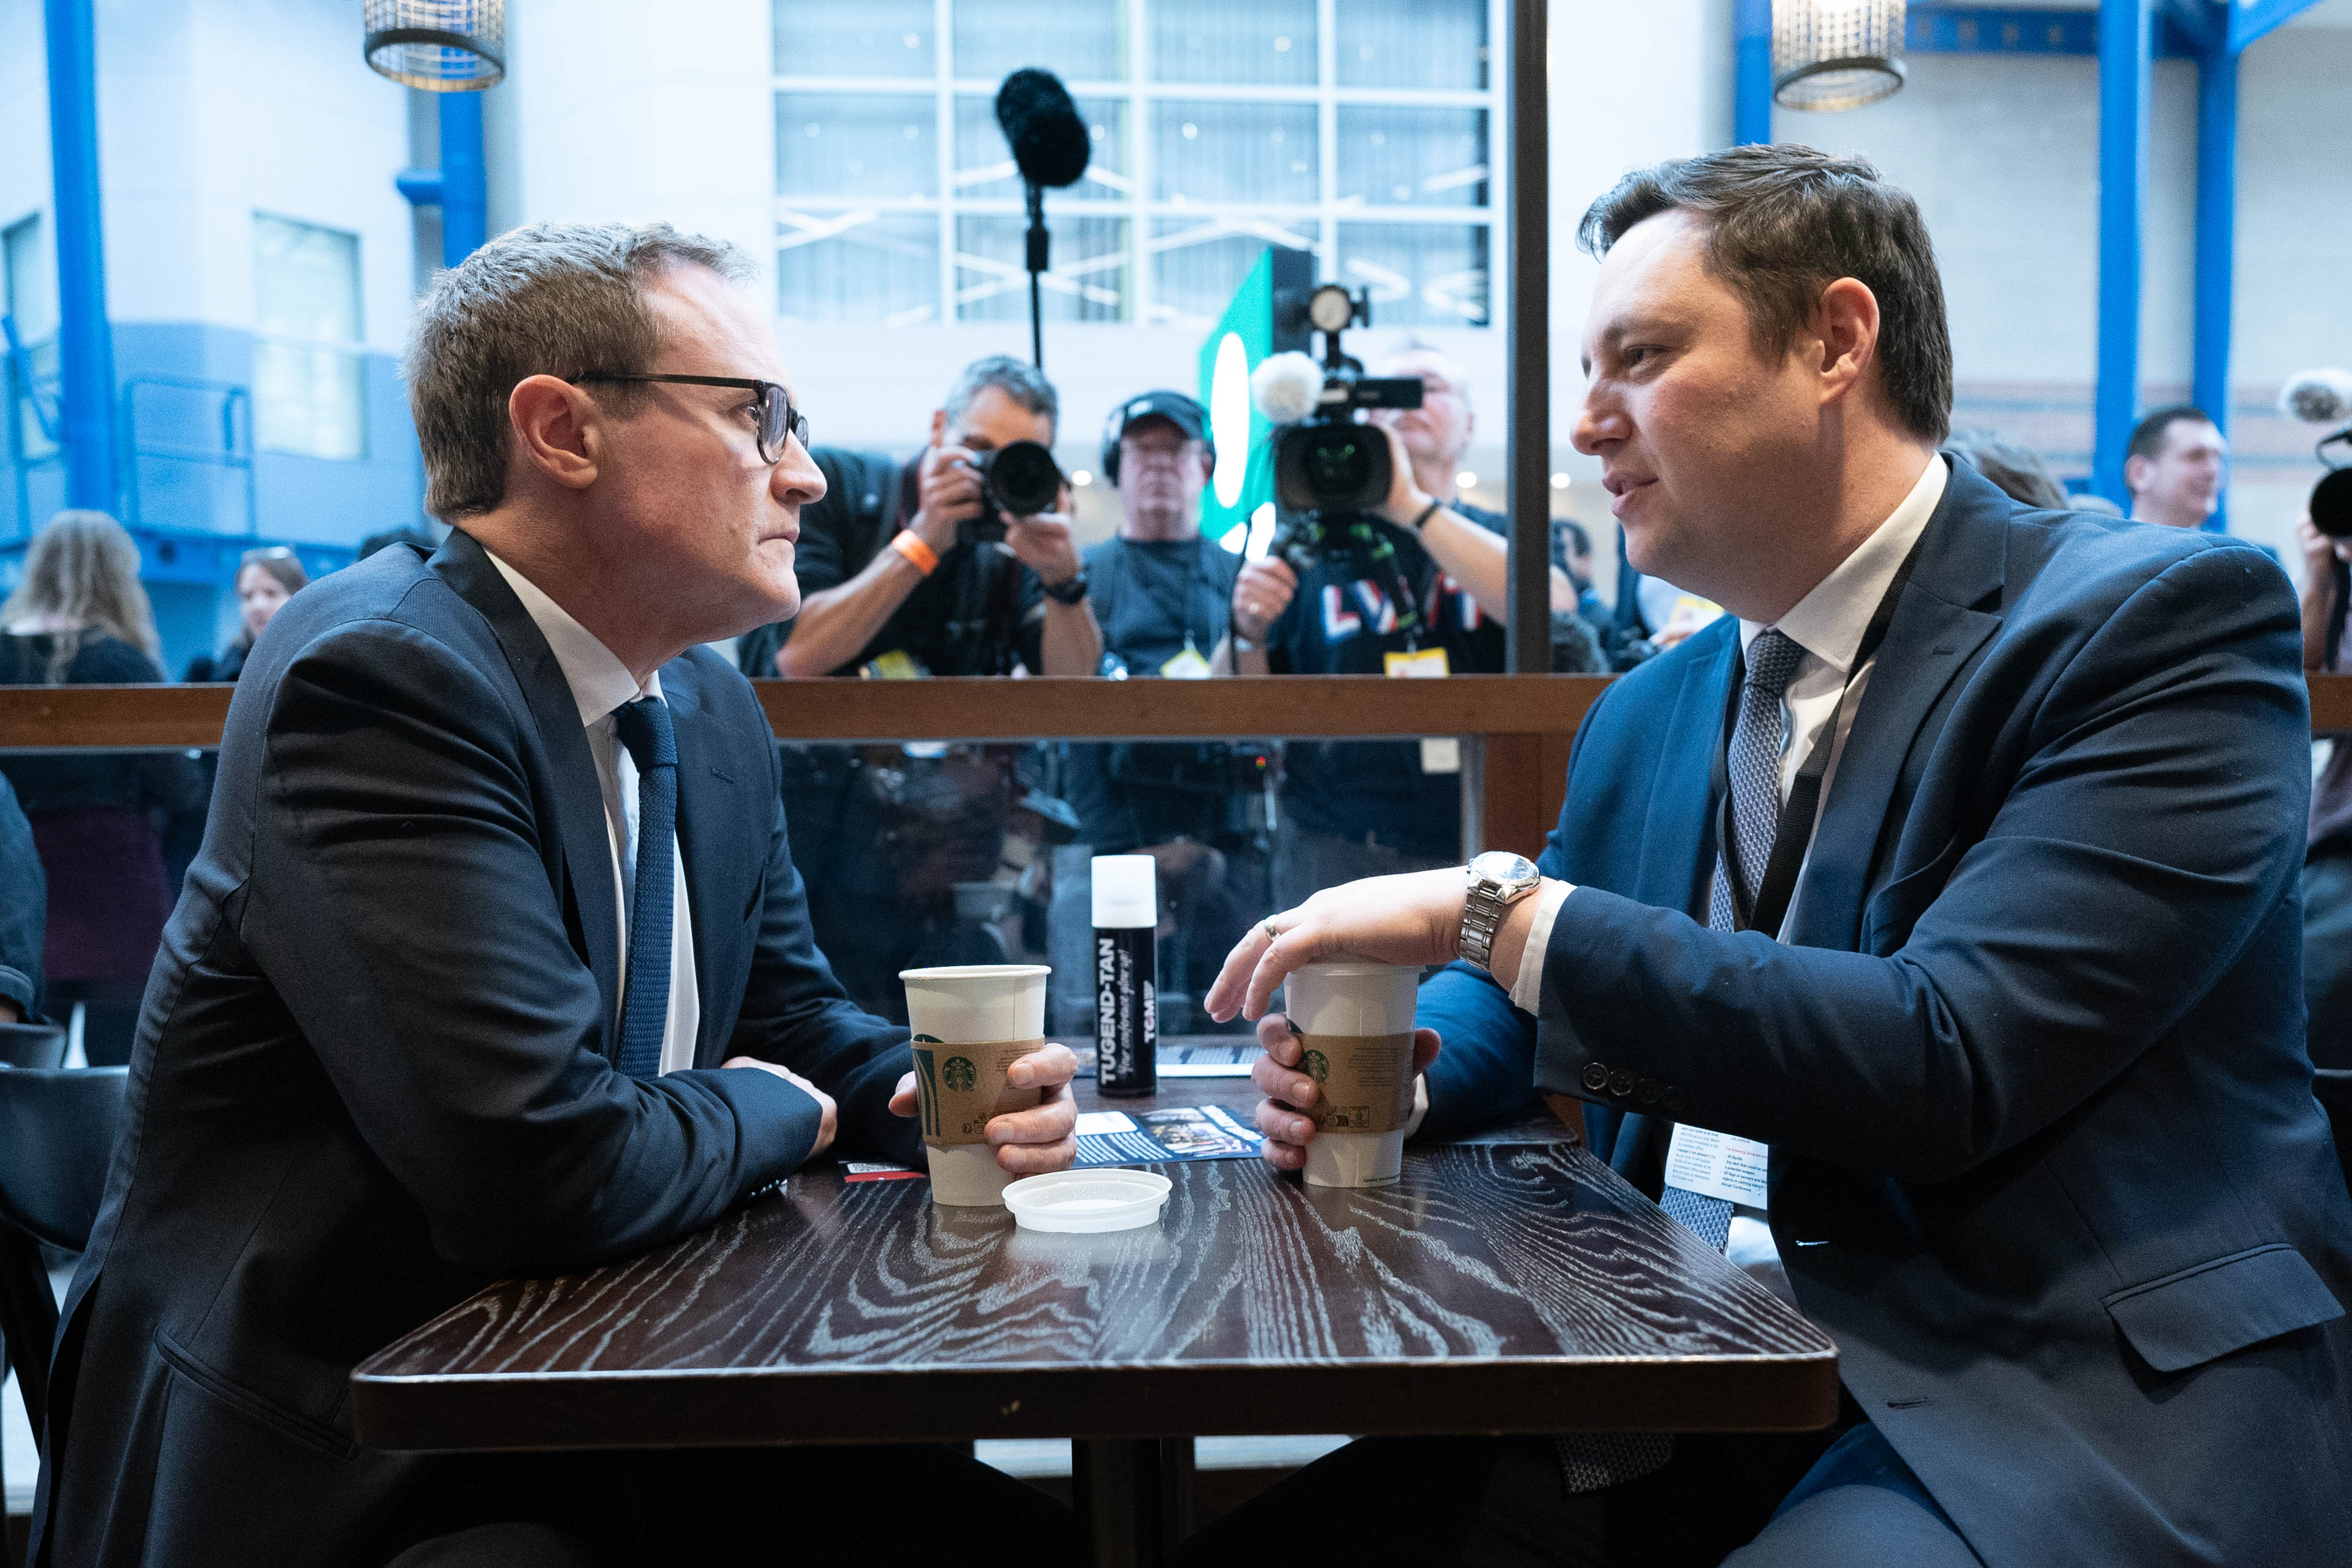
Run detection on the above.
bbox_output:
[890,530,939,577]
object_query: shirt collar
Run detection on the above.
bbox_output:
[484,549,661,727]
[1740,452,1947,676]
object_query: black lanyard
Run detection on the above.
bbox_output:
[1710,531,1929,939]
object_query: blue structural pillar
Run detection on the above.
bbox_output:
[395,91,490,271]
[43,0,119,512]
[1735,0,1775,145]
[2093,0,2152,509]
[2192,42,2236,531]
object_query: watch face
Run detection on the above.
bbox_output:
[1469,850,1538,887]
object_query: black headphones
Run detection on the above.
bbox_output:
[1102,394,1214,488]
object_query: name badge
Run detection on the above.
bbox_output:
[1383,647,1451,678]
[1159,645,1214,680]
[1663,1125,1770,1210]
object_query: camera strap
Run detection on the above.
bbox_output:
[1708,531,1926,939]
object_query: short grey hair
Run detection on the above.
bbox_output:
[943,354,1058,435]
[405,220,755,520]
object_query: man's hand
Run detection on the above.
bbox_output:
[723,1056,840,1158]
[1253,1012,1441,1172]
[1206,868,1469,1022]
[2299,511,2348,581]
[1372,424,1433,528]
[889,1041,1082,1176]
[911,442,985,553]
[1004,510,1084,590]
[1233,557,1299,643]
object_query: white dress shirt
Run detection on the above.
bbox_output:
[488,552,701,1076]
[1502,454,1948,1288]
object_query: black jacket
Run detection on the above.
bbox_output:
[0,773,42,1019]
[31,530,919,1567]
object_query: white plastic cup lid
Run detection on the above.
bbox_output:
[1091,855,1157,929]
[1002,1168,1173,1232]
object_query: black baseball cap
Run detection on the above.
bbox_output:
[1102,389,1213,482]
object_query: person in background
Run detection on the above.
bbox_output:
[2124,404,2228,530]
[775,354,1100,678]
[1062,391,1259,1021]
[0,511,201,1067]
[1551,517,1605,623]
[2299,510,2352,1080]
[1223,347,1570,907]
[184,546,308,683]
[0,773,43,1026]
[1942,429,2068,510]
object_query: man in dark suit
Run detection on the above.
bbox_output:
[31,222,1078,1567]
[1184,147,2352,1566]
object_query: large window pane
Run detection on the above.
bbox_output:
[955,214,1130,322]
[1334,222,1489,327]
[252,215,364,461]
[778,212,942,326]
[1337,106,1488,208]
[1154,100,1317,206]
[954,94,1131,203]
[953,0,1125,83]
[776,0,934,77]
[1150,0,1316,85]
[1337,0,1489,89]
[777,94,938,199]
[1149,223,1315,328]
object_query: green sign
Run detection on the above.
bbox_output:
[1196,247,1311,553]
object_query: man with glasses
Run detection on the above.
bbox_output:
[31,222,1078,1568]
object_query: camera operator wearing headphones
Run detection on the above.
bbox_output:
[775,355,1100,678]
[1220,347,1567,907]
[1060,391,1262,1016]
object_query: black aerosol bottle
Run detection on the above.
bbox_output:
[1092,854,1157,1096]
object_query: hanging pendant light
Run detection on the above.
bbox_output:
[364,0,505,91]
[1773,0,1906,111]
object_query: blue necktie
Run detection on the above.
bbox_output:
[1556,628,1810,1496]
[612,696,677,1081]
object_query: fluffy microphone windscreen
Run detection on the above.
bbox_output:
[1252,352,1325,426]
[994,69,1091,189]
[2280,368,2352,426]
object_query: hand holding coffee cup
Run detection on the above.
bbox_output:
[1253,1011,1441,1174]
[896,965,1079,1204]
[886,1043,1079,1174]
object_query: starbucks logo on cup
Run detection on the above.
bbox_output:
[942,1056,979,1092]
[1301,1049,1329,1084]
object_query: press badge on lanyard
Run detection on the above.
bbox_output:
[1384,647,1457,773]
[1159,640,1213,680]
[1662,528,1929,1217]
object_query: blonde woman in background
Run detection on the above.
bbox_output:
[0,510,201,1064]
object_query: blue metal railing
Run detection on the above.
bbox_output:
[119,375,257,538]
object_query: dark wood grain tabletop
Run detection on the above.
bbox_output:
[351,1053,1838,1455]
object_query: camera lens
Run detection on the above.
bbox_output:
[983,440,1065,518]
[2313,468,2352,541]
[1302,429,1374,503]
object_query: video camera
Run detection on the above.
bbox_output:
[2282,370,2352,539]
[960,439,1069,547]
[1253,285,1424,522]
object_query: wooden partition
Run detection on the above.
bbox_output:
[8,673,2352,862]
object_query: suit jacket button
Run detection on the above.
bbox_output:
[1607,1069,1636,1098]
[1661,1085,1688,1115]
[1582,1062,1610,1093]
[1636,1076,1661,1105]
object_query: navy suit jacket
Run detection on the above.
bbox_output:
[1419,460,2352,1566]
[32,530,921,1568]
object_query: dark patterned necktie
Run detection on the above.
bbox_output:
[1557,628,1808,1495]
[612,696,677,1081]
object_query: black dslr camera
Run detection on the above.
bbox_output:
[960,440,1067,547]
[1269,284,1424,517]
[2311,428,2352,540]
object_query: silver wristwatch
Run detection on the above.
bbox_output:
[1460,851,1542,973]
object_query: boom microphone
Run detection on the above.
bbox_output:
[994,69,1091,190]
[2280,368,2352,427]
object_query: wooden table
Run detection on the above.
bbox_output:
[353,1059,1838,1567]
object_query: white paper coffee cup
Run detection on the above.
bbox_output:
[900,964,1051,1206]
[1282,961,1422,1188]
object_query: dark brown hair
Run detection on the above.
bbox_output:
[1577,144,1954,443]
[2125,405,2215,467]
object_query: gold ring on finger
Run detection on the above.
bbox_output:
[1264,920,1281,942]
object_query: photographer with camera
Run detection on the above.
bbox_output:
[2291,371,2352,1106]
[1222,322,1566,907]
[775,355,1100,678]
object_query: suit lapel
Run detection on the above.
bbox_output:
[1638,620,1740,917]
[666,659,763,1066]
[1786,461,2008,951]
[430,530,624,1037]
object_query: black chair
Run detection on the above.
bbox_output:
[0,1064,127,1461]
[0,1022,66,1070]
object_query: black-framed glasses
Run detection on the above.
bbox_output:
[572,373,809,463]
